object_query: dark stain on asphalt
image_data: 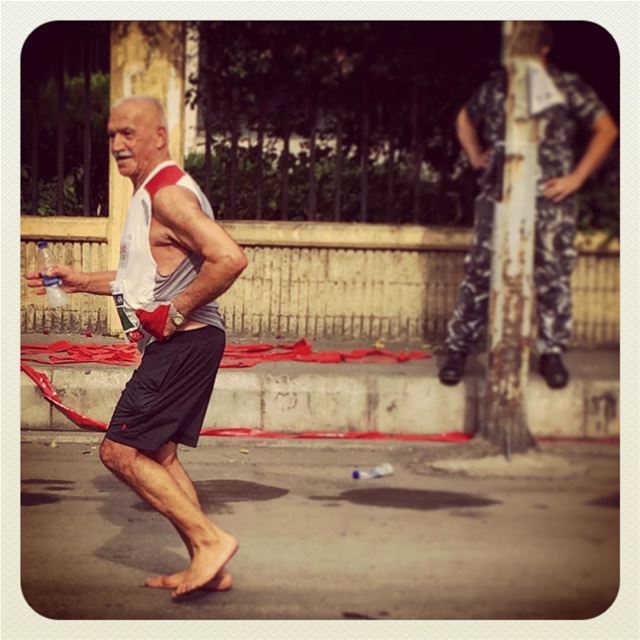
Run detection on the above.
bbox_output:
[588,493,619,508]
[310,488,499,511]
[343,611,376,619]
[21,479,75,505]
[21,492,61,507]
[132,479,288,512]
[198,479,289,504]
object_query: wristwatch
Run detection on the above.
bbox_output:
[169,301,187,327]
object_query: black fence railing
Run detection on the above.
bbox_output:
[21,21,111,216]
[20,20,619,236]
[185,21,503,225]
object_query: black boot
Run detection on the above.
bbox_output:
[439,350,467,386]
[539,353,569,389]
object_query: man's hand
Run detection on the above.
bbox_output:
[135,304,178,342]
[542,173,584,202]
[469,149,491,171]
[25,265,88,295]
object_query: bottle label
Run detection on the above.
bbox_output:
[41,274,62,287]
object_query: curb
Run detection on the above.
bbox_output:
[20,357,619,439]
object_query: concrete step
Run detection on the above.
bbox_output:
[21,348,620,439]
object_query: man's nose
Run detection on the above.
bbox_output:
[111,133,125,151]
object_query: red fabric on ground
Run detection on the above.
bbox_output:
[20,338,432,368]
[21,341,140,366]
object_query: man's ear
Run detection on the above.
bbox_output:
[156,126,168,150]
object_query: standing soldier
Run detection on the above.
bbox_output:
[439,24,618,389]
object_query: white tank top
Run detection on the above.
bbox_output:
[110,161,225,347]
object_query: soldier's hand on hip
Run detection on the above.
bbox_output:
[542,173,584,202]
[470,149,491,171]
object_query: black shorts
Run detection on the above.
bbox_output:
[106,325,225,451]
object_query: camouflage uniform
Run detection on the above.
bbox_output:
[446,65,607,355]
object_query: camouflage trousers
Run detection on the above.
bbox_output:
[445,196,578,355]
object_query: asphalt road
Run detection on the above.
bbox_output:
[19,435,619,621]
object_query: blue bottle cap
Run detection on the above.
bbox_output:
[352,470,361,479]
[37,240,49,249]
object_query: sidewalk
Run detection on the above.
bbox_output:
[20,333,620,439]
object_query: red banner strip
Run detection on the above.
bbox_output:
[21,363,108,432]
[199,427,474,442]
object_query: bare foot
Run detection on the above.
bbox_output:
[145,566,232,591]
[172,532,238,598]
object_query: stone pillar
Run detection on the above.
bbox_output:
[107,21,186,334]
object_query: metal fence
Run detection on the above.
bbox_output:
[21,21,111,216]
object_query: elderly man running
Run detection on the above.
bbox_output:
[26,96,247,597]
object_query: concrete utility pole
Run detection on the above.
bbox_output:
[482,21,544,456]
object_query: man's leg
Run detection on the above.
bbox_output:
[100,437,238,597]
[534,198,577,388]
[440,197,494,384]
[144,441,232,591]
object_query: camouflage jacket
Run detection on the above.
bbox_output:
[466,64,607,198]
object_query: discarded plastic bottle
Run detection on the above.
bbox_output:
[36,241,68,308]
[352,462,393,479]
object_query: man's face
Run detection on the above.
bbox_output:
[107,101,164,180]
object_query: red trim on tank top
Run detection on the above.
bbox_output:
[145,165,186,198]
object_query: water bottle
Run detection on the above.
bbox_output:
[352,462,394,479]
[36,241,68,308]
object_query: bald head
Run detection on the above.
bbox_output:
[111,96,169,136]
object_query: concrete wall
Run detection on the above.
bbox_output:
[217,222,619,345]
[21,219,619,347]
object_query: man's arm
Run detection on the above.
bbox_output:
[152,185,248,321]
[456,107,490,170]
[26,266,116,296]
[543,112,619,202]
